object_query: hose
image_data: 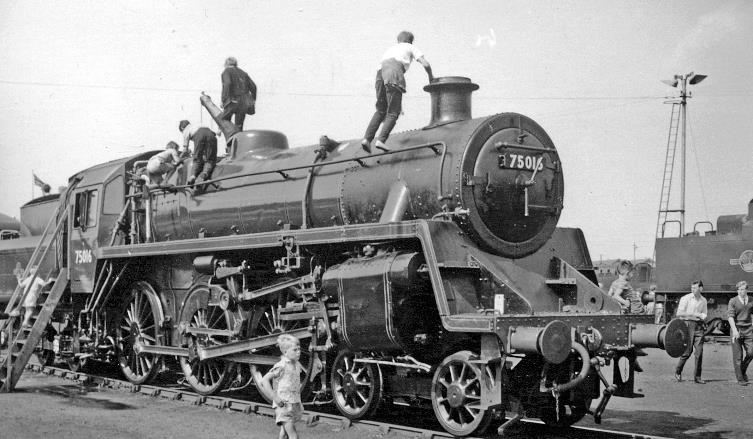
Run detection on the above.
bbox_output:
[541,341,591,394]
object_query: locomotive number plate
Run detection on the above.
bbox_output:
[498,153,544,171]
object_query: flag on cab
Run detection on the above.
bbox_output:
[33,173,51,194]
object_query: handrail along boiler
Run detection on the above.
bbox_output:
[0,76,689,436]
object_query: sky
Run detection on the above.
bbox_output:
[1,0,752,260]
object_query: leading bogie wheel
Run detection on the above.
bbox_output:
[178,284,236,395]
[431,350,493,437]
[331,349,382,420]
[115,281,164,385]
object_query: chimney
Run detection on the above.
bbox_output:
[423,76,479,127]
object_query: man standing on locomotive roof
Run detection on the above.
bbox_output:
[360,31,433,154]
[674,280,708,384]
[221,56,256,130]
[728,280,753,386]
[179,120,218,186]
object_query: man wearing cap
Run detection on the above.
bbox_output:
[179,120,218,186]
[221,57,257,130]
[361,31,433,154]
[728,280,753,386]
[674,280,708,384]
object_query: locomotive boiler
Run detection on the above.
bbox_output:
[1,76,689,436]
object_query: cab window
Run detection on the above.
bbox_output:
[74,189,99,229]
[103,176,124,215]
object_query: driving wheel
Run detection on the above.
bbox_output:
[178,284,236,395]
[115,281,163,385]
[248,295,314,402]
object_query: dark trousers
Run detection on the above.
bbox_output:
[192,128,218,180]
[675,320,704,378]
[732,325,753,382]
[221,100,248,130]
[363,70,403,143]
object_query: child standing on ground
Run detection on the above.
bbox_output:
[258,334,304,439]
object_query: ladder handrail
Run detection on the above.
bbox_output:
[0,269,69,391]
[2,214,68,317]
[1,178,79,326]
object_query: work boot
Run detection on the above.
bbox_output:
[360,139,371,153]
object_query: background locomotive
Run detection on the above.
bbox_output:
[1,76,687,436]
[0,198,60,307]
[654,199,753,334]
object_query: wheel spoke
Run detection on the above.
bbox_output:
[438,377,450,389]
[461,405,478,421]
[356,390,368,405]
[463,376,478,389]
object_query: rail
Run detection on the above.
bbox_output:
[22,362,675,439]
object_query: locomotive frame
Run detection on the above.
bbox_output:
[1,77,689,436]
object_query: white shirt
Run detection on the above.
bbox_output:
[20,274,46,307]
[181,123,209,152]
[676,293,708,321]
[380,42,424,72]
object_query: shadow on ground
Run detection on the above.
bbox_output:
[14,383,135,410]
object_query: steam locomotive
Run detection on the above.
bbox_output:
[1,77,688,436]
[654,199,753,334]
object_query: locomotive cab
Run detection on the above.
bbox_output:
[67,152,154,293]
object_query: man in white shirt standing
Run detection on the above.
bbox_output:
[361,31,433,153]
[674,280,708,384]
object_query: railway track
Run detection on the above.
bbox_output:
[21,362,674,439]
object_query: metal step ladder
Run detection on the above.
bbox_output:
[0,184,76,392]
[655,102,681,239]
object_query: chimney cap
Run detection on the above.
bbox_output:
[423,76,479,93]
